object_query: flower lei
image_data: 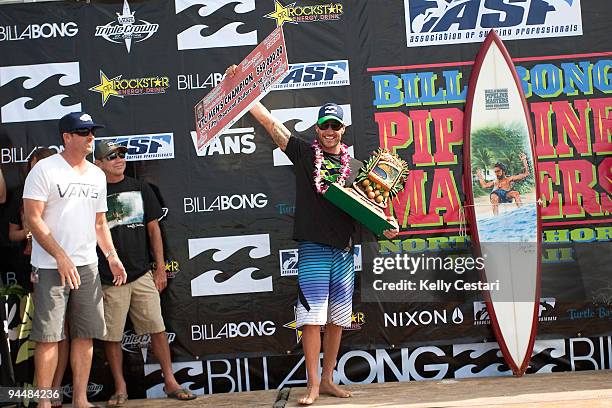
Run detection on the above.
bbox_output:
[312,139,351,195]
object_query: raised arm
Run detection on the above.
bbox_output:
[476,169,494,188]
[509,153,530,181]
[225,65,291,151]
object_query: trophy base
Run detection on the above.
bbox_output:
[324,183,394,238]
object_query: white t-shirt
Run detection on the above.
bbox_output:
[23,154,108,268]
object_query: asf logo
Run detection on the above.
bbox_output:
[175,0,258,50]
[404,0,582,48]
[271,105,353,166]
[0,62,81,123]
[189,234,272,296]
[273,60,350,91]
[95,134,175,161]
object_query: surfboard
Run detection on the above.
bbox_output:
[463,30,542,376]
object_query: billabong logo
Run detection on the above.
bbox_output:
[95,134,175,161]
[175,0,257,50]
[404,0,583,48]
[191,320,276,340]
[89,70,169,106]
[190,128,256,157]
[95,0,159,52]
[1,144,64,164]
[184,193,268,213]
[265,0,343,27]
[270,105,353,166]
[189,234,272,296]
[0,22,78,41]
[0,62,81,123]
[273,60,349,91]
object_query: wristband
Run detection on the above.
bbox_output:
[104,248,116,259]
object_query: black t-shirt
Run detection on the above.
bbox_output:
[284,136,362,249]
[97,176,163,284]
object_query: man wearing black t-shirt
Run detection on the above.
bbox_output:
[230,58,399,407]
[94,141,195,405]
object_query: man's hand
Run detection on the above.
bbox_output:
[56,254,80,289]
[225,64,237,78]
[383,216,400,239]
[108,255,127,286]
[519,152,527,162]
[153,264,167,292]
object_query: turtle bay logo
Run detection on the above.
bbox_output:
[95,0,159,53]
[404,0,583,48]
[265,0,343,27]
[89,70,169,106]
[384,306,464,327]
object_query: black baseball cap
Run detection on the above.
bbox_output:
[58,112,105,135]
[94,140,127,160]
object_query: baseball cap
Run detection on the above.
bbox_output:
[317,103,344,125]
[94,140,128,160]
[58,112,105,135]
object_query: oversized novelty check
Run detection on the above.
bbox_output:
[194,26,288,152]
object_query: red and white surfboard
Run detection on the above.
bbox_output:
[463,30,542,376]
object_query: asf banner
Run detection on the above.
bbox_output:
[0,0,610,401]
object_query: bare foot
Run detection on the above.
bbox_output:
[320,381,352,398]
[298,384,319,405]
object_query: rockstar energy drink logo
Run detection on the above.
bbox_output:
[265,0,343,27]
[89,70,169,106]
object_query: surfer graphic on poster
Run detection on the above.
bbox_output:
[475,151,531,216]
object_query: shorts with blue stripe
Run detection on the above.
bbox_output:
[296,241,354,328]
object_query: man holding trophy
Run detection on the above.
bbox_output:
[226,65,399,405]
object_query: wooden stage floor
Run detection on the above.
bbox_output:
[64,370,612,407]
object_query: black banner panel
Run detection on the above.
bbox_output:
[0,0,610,402]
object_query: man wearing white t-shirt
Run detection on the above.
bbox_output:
[23,112,127,408]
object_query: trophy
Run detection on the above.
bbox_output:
[324,149,409,237]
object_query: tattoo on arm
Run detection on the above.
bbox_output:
[270,122,290,151]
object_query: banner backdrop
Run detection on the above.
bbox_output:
[0,0,610,402]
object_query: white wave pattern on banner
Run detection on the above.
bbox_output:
[189,234,272,296]
[0,62,81,123]
[176,0,257,50]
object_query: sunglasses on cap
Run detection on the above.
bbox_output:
[71,128,95,137]
[317,121,343,131]
[104,152,126,161]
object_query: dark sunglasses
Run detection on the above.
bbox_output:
[104,152,126,161]
[317,121,343,131]
[72,128,95,137]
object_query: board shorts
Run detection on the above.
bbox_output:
[295,241,354,328]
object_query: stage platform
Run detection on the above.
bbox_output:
[63,370,612,407]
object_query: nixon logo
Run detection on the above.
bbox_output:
[0,62,81,123]
[189,234,272,296]
[175,0,258,50]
